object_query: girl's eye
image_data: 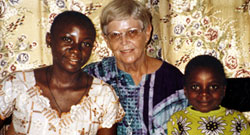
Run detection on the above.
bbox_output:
[62,37,72,43]
[81,42,92,48]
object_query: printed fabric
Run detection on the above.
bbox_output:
[0,70,125,135]
[167,106,250,135]
[83,56,189,135]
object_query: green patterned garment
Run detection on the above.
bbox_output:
[167,106,250,135]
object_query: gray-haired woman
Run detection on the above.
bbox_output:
[83,0,188,134]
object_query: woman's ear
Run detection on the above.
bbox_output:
[46,32,52,48]
[102,33,111,49]
[145,24,152,44]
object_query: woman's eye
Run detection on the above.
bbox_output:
[62,37,72,43]
[128,29,139,36]
[109,32,121,40]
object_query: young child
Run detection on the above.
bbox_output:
[167,55,250,134]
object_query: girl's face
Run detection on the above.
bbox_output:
[184,67,226,113]
[47,22,95,73]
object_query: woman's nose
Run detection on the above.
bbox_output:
[121,34,129,45]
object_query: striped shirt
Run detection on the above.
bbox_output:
[83,57,188,135]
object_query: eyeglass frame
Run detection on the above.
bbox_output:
[104,27,145,43]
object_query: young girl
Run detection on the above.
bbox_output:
[167,55,250,134]
[0,11,124,135]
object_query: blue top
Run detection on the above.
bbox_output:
[83,57,188,135]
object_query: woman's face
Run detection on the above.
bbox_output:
[184,67,226,113]
[104,17,152,65]
[47,22,95,73]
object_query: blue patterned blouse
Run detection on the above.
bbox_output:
[83,57,188,135]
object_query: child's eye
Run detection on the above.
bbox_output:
[62,37,73,43]
[209,85,219,90]
[81,42,92,48]
[190,85,200,91]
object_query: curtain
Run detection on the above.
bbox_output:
[0,0,249,120]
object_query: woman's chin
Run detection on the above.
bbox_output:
[120,58,138,65]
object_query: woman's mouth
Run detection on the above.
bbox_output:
[120,49,133,53]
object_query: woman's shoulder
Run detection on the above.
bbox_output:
[161,61,182,72]
[154,59,184,78]
[84,57,115,69]
[147,57,163,73]
[83,57,117,79]
[151,58,184,82]
[149,57,182,73]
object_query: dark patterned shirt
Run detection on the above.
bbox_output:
[83,57,188,135]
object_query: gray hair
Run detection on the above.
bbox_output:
[100,0,152,35]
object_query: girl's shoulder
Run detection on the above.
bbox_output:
[88,77,117,98]
[1,70,35,84]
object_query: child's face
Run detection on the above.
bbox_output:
[184,67,226,113]
[47,21,95,73]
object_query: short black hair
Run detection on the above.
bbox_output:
[50,10,96,39]
[184,55,226,86]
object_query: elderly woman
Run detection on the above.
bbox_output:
[83,0,188,134]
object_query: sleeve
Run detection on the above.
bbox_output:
[99,84,125,129]
[0,73,18,120]
[83,57,116,83]
[82,62,109,82]
[82,62,97,76]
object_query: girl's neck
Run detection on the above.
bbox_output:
[47,66,83,89]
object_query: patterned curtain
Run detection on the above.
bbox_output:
[0,0,249,120]
[158,0,250,77]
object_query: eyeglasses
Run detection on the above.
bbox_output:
[105,28,144,43]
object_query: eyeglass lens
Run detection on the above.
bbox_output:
[107,28,143,42]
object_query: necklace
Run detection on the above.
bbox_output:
[115,65,135,135]
[45,67,89,115]
[46,67,62,114]
[126,114,134,135]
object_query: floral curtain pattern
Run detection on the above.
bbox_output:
[0,0,249,119]
[158,0,250,77]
